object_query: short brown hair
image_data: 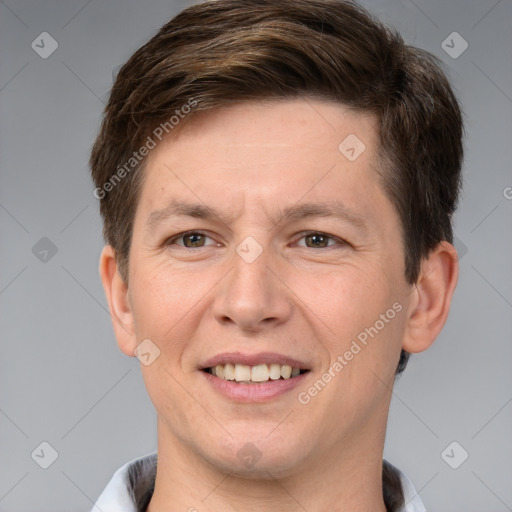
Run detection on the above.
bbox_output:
[90,0,464,378]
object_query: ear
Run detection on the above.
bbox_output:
[99,245,137,357]
[402,241,459,354]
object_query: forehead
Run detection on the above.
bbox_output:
[135,98,390,229]
[162,98,378,154]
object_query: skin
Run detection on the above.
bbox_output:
[100,98,458,512]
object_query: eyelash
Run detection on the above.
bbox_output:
[165,230,347,250]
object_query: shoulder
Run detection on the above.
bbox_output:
[384,459,427,512]
[90,452,157,512]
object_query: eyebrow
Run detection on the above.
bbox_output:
[145,199,368,232]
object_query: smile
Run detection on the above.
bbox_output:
[203,363,309,383]
[199,352,311,401]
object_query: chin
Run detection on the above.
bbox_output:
[200,433,309,479]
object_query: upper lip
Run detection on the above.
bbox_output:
[200,352,310,370]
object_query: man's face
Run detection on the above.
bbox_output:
[123,99,414,476]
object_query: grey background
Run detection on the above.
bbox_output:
[1,0,511,510]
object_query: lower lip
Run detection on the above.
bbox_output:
[201,371,308,402]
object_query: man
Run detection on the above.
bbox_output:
[90,0,463,510]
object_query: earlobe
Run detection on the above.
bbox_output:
[99,245,137,357]
[402,241,459,354]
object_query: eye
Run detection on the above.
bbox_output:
[164,230,347,250]
[295,231,346,249]
[165,231,218,248]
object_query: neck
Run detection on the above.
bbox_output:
[147,418,389,512]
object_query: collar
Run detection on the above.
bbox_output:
[91,452,426,512]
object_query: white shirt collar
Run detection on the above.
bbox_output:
[91,452,426,512]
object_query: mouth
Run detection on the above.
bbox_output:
[202,363,310,383]
[199,352,311,401]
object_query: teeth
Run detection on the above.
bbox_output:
[223,363,235,380]
[251,364,269,382]
[269,363,281,380]
[281,365,292,379]
[214,365,224,379]
[234,364,251,382]
[209,363,304,382]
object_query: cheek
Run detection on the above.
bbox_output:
[299,262,405,404]
[299,261,395,341]
[129,258,208,337]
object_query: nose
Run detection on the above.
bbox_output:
[212,245,293,333]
